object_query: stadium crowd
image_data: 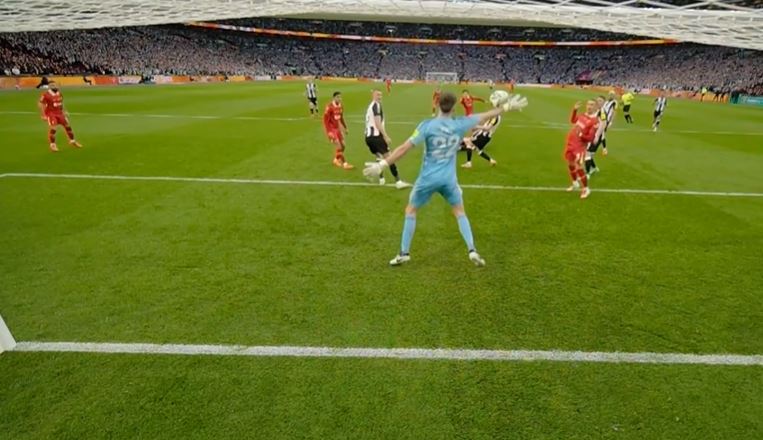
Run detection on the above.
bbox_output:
[219,17,644,41]
[1,21,761,94]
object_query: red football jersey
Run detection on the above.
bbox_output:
[323,101,343,131]
[565,108,599,152]
[40,90,65,116]
[460,95,484,116]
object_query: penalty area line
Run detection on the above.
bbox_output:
[2,172,763,198]
[11,341,763,366]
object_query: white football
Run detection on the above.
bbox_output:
[489,90,510,108]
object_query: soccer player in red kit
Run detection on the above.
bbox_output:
[385,78,392,94]
[432,86,442,116]
[38,81,82,152]
[323,91,354,170]
[564,100,599,199]
[460,90,485,116]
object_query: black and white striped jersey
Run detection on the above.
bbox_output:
[654,97,667,113]
[602,99,617,124]
[365,100,385,137]
[472,115,501,139]
[306,82,317,99]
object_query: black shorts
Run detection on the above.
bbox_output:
[653,110,663,119]
[471,135,491,151]
[308,97,317,106]
[623,104,631,113]
[365,135,389,156]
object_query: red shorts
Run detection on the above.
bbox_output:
[564,147,584,163]
[326,128,344,143]
[46,113,68,127]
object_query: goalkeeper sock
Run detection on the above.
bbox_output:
[456,214,475,252]
[400,214,416,255]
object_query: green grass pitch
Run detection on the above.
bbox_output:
[1,81,762,439]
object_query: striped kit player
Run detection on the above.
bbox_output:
[460,115,500,168]
[305,80,318,116]
[585,93,617,176]
[652,93,667,132]
[364,89,410,189]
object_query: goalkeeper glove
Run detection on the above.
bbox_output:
[363,160,388,182]
[503,95,529,112]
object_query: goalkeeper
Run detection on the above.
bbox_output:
[363,91,528,267]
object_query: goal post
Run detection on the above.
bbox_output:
[425,72,458,84]
[0,313,16,353]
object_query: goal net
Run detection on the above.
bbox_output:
[0,1,761,50]
[426,72,459,84]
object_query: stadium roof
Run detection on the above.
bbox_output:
[1,0,761,50]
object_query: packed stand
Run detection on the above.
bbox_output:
[1,23,761,94]
[220,18,644,42]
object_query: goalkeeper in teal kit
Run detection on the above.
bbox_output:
[363,91,528,266]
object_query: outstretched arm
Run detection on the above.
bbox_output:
[473,94,528,126]
[362,139,415,181]
[474,107,503,126]
[378,140,415,167]
[570,102,581,123]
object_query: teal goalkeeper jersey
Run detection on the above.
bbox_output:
[408,115,480,183]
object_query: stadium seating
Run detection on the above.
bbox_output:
[1,20,761,94]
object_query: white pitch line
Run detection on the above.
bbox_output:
[2,111,762,135]
[1,172,762,198]
[11,341,763,366]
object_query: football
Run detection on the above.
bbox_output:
[489,90,510,107]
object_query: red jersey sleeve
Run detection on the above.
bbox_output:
[570,108,579,123]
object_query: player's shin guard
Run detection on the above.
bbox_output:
[456,214,476,252]
[48,128,56,143]
[400,214,416,255]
